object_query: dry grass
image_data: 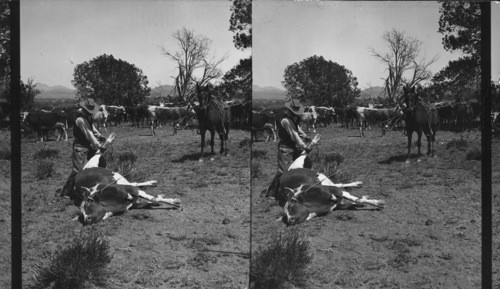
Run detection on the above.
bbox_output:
[250,228,313,289]
[35,160,55,180]
[29,228,112,289]
[33,148,59,160]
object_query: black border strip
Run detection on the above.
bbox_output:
[10,0,21,288]
[480,2,492,289]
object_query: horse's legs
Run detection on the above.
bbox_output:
[199,129,206,162]
[416,130,422,157]
[219,132,224,155]
[210,129,215,155]
[405,131,412,163]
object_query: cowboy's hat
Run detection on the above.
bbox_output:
[284,99,305,115]
[78,98,99,115]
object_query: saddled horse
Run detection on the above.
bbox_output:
[401,85,438,163]
[195,84,231,162]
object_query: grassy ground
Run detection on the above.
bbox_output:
[4,123,250,288]
[252,123,482,288]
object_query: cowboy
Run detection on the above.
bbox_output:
[59,98,115,198]
[264,99,320,198]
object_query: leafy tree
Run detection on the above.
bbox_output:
[160,27,227,102]
[433,2,481,101]
[282,55,360,107]
[229,0,251,50]
[217,57,252,101]
[72,54,150,106]
[20,78,40,110]
[371,29,438,104]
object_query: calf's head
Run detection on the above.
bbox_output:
[282,185,311,226]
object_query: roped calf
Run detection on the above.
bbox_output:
[277,154,385,225]
[72,153,181,225]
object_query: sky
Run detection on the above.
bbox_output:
[21,0,250,89]
[254,1,500,90]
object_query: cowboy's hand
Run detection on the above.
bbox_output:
[106,133,116,144]
[97,135,106,142]
[304,137,312,143]
[311,134,321,145]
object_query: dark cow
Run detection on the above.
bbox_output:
[106,105,127,126]
[276,154,384,225]
[314,106,336,127]
[22,109,68,142]
[252,110,276,142]
[455,102,473,131]
[195,84,231,161]
[435,102,455,129]
[401,85,438,162]
[72,153,181,225]
[226,100,251,129]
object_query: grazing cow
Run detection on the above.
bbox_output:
[195,84,231,161]
[301,106,318,133]
[275,154,384,225]
[401,85,438,162]
[93,105,109,132]
[147,104,195,135]
[22,109,68,142]
[72,153,181,225]
[363,106,402,136]
[252,110,276,142]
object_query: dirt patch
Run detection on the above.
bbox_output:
[252,124,481,288]
[5,124,249,288]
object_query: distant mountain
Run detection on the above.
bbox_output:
[359,86,385,100]
[36,83,77,99]
[150,84,176,98]
[252,85,287,100]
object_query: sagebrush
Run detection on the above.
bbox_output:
[35,160,55,180]
[34,148,59,159]
[30,228,112,289]
[250,228,313,289]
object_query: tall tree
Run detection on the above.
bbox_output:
[219,0,252,102]
[72,54,150,106]
[282,55,360,107]
[160,27,228,102]
[217,57,252,101]
[371,29,438,104]
[229,0,251,50]
[434,2,481,101]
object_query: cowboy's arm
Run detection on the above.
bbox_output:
[281,118,307,150]
[75,118,101,150]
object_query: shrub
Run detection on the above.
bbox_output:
[108,151,138,176]
[0,147,11,160]
[466,148,481,160]
[30,228,112,289]
[239,137,251,148]
[252,162,262,179]
[252,149,267,159]
[310,151,344,176]
[34,148,59,159]
[446,137,468,151]
[250,228,313,289]
[36,160,55,180]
